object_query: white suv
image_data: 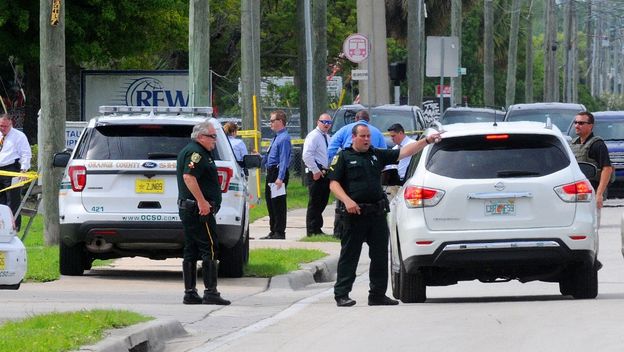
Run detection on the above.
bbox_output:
[53,106,260,277]
[388,121,599,302]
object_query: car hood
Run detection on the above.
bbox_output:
[605,140,624,152]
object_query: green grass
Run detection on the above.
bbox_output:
[249,177,311,222]
[299,235,340,243]
[245,248,327,277]
[0,309,152,352]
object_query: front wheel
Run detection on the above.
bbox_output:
[59,242,87,276]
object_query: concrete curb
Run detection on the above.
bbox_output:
[78,319,187,352]
[269,254,339,290]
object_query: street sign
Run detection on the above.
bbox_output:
[426,36,460,78]
[343,33,369,63]
[436,85,452,97]
[351,69,368,80]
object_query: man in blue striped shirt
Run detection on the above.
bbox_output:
[260,110,292,240]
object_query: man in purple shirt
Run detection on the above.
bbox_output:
[260,110,292,240]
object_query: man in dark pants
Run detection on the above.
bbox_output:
[260,110,292,240]
[177,120,230,305]
[302,113,332,235]
[0,115,31,230]
[328,124,441,307]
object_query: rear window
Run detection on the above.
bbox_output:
[505,108,580,131]
[426,134,570,179]
[74,124,222,160]
[440,110,501,124]
[331,107,423,134]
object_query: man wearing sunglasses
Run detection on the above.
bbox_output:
[302,113,333,236]
[176,121,230,305]
[570,111,613,211]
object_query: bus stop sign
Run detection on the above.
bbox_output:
[343,33,369,63]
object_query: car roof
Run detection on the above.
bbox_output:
[444,106,504,113]
[336,104,421,112]
[507,102,585,111]
[434,121,563,138]
[90,114,210,127]
[593,111,624,119]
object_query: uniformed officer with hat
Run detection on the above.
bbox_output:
[177,120,230,305]
[328,124,441,307]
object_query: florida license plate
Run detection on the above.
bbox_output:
[485,199,515,216]
[0,251,5,270]
[135,179,164,194]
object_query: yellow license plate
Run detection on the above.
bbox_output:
[135,179,164,194]
[0,252,5,270]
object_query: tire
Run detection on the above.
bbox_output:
[559,275,575,296]
[218,233,245,278]
[399,264,426,303]
[59,241,86,276]
[243,227,250,264]
[572,262,598,299]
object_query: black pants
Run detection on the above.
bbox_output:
[334,213,390,299]
[0,163,21,229]
[179,208,219,262]
[306,174,330,234]
[265,167,289,236]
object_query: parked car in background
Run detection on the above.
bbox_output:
[0,204,26,289]
[439,106,505,125]
[388,121,598,303]
[505,102,586,132]
[332,104,427,147]
[53,106,261,278]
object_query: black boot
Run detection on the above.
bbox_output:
[202,260,231,305]
[182,261,202,304]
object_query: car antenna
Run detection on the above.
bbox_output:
[493,111,498,127]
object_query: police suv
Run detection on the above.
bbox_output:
[53,106,260,277]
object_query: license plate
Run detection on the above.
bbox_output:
[0,251,5,270]
[135,179,164,194]
[485,199,515,216]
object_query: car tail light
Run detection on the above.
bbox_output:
[554,180,593,202]
[217,167,233,193]
[403,186,445,208]
[485,134,509,140]
[68,165,87,192]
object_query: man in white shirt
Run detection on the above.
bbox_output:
[0,115,32,230]
[388,123,416,181]
[302,113,332,236]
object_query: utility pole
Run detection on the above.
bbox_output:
[407,0,425,106]
[189,0,211,106]
[544,0,558,102]
[39,0,66,244]
[356,0,389,105]
[525,0,534,103]
[451,0,462,106]
[585,0,593,88]
[563,0,578,102]
[505,0,521,108]
[241,0,261,135]
[484,0,495,106]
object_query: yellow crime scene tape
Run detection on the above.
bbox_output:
[0,170,38,193]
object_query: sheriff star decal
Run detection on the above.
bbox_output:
[189,152,202,169]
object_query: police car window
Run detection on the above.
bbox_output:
[372,109,417,132]
[426,134,570,179]
[75,124,219,160]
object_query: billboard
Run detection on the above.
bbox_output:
[81,70,189,120]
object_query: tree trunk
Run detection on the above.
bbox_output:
[505,0,521,107]
[483,0,495,107]
[451,0,462,106]
[407,0,424,106]
[357,0,389,105]
[525,2,534,103]
[189,0,211,107]
[40,0,67,245]
[544,0,558,102]
[241,0,261,141]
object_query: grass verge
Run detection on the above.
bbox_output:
[299,235,340,243]
[0,309,152,352]
[249,177,311,223]
[245,248,327,277]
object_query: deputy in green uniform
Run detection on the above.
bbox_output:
[328,124,441,307]
[177,120,230,305]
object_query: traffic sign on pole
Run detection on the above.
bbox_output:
[343,33,369,63]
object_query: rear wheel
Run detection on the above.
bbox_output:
[399,265,426,303]
[572,262,598,299]
[219,232,246,278]
[59,242,87,276]
[558,275,574,296]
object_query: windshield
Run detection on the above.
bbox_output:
[331,107,420,134]
[440,110,502,124]
[505,108,580,131]
[593,118,624,141]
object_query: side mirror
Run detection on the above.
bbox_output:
[578,162,597,180]
[52,150,72,168]
[242,154,262,169]
[381,167,402,186]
